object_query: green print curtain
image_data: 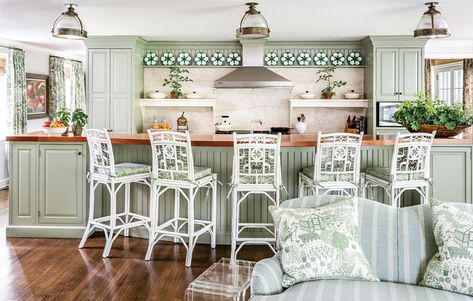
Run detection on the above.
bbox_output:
[48,56,66,119]
[71,60,86,110]
[464,59,473,112]
[6,48,27,135]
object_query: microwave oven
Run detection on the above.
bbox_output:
[376,102,402,127]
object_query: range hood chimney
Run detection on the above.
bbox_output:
[214,40,293,89]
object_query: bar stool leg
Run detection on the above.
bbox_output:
[103,183,117,258]
[174,188,180,243]
[124,182,130,237]
[230,189,238,264]
[185,187,195,267]
[79,178,96,248]
[210,179,217,249]
[298,175,304,197]
[145,183,157,260]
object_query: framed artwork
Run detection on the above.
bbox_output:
[26,73,48,119]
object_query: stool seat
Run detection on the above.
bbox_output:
[302,166,354,182]
[363,167,427,182]
[188,166,212,180]
[115,163,152,177]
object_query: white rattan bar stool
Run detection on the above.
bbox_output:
[79,129,152,257]
[361,132,436,207]
[298,132,363,197]
[230,133,282,263]
[145,130,217,267]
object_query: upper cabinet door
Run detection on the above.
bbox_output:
[110,49,132,133]
[88,49,110,130]
[398,48,423,101]
[376,48,398,101]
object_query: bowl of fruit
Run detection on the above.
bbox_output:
[151,122,172,131]
[42,120,68,136]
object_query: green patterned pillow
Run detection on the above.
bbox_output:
[420,199,473,296]
[269,198,379,288]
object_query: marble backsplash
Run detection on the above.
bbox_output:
[143,67,365,133]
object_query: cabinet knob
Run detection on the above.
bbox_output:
[78,152,82,156]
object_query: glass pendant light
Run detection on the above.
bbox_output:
[236,2,270,39]
[414,2,450,39]
[51,4,87,40]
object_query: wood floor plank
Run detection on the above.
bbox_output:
[0,189,273,301]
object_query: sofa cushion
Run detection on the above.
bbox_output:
[251,255,284,296]
[281,195,399,283]
[420,199,473,296]
[250,280,472,301]
[270,198,379,287]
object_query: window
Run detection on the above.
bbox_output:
[433,62,463,105]
[0,54,7,139]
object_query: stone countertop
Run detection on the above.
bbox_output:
[6,131,473,147]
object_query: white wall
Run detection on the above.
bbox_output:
[144,67,365,133]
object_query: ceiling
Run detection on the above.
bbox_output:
[0,0,472,56]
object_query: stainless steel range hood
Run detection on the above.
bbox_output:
[214,40,293,89]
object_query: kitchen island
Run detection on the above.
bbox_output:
[6,132,473,242]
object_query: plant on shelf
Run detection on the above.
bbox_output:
[393,93,473,137]
[315,66,347,99]
[71,108,88,136]
[162,67,193,99]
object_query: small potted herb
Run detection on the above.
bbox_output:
[315,66,347,99]
[71,108,88,136]
[394,93,473,137]
[163,67,193,99]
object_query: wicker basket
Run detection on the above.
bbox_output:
[415,124,471,138]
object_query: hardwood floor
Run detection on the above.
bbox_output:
[0,189,272,301]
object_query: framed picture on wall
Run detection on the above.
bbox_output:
[26,73,48,119]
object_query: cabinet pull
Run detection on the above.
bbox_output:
[107,129,113,132]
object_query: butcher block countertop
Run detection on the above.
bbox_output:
[6,131,473,147]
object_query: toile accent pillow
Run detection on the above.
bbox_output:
[269,197,379,288]
[420,199,473,296]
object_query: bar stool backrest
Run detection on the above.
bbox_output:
[390,132,436,181]
[85,129,117,177]
[314,132,363,183]
[147,130,194,182]
[232,133,282,186]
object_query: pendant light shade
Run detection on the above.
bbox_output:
[236,3,270,39]
[52,4,87,40]
[414,2,450,39]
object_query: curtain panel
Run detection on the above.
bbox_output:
[424,59,432,98]
[71,60,86,111]
[6,48,27,135]
[464,59,473,112]
[48,56,66,119]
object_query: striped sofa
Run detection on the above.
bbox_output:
[250,196,473,301]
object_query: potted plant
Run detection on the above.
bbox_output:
[393,93,473,137]
[55,107,71,135]
[71,108,88,136]
[163,67,193,99]
[315,66,347,99]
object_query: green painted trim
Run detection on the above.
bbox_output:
[363,35,427,48]
[265,40,364,49]
[85,36,147,49]
[6,225,86,238]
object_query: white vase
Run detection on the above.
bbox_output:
[295,122,307,134]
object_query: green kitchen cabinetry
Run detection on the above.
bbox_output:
[7,143,87,237]
[38,144,85,224]
[430,146,472,203]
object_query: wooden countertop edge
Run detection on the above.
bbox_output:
[6,133,473,147]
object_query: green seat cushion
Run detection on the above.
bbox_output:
[156,166,212,181]
[114,163,151,177]
[269,198,379,288]
[363,167,426,182]
[301,166,354,182]
[193,166,212,180]
[420,199,473,297]
[363,167,392,181]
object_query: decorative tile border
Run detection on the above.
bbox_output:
[143,48,242,67]
[263,48,364,67]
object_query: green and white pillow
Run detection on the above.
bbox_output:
[420,199,473,296]
[269,198,379,288]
